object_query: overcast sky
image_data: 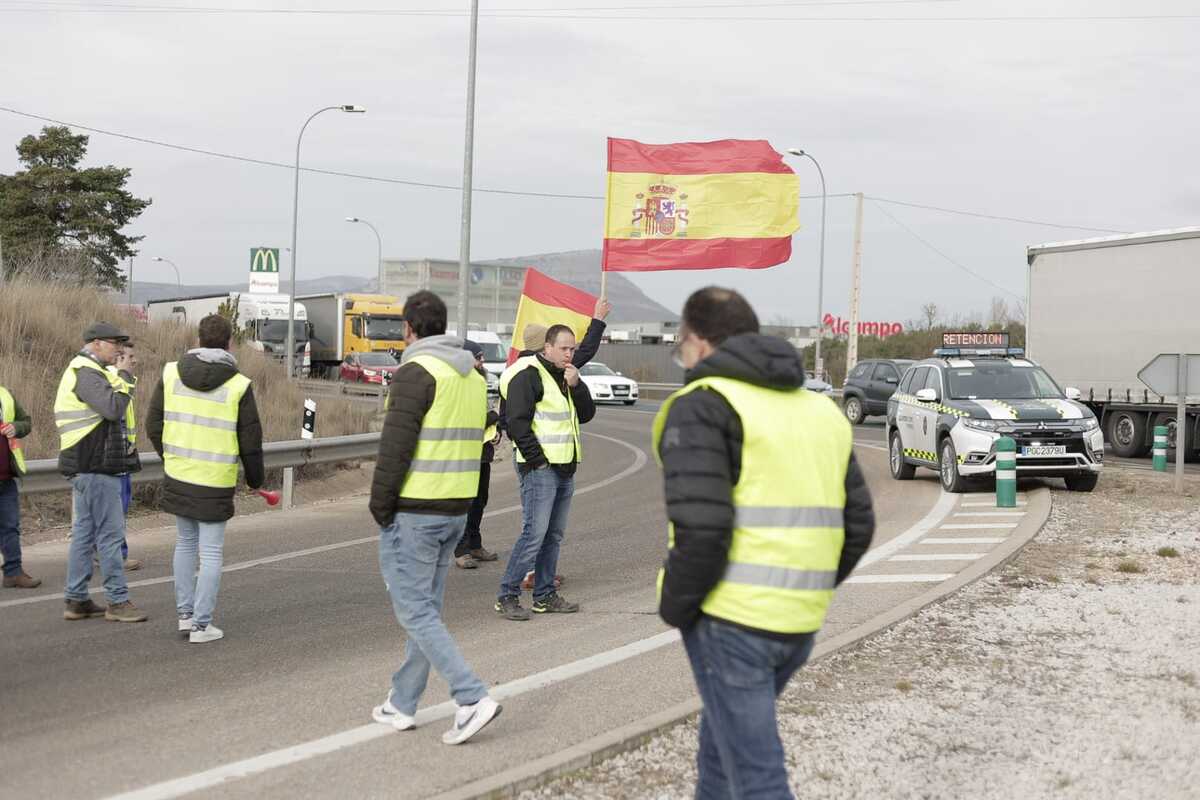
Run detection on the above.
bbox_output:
[2,0,1196,327]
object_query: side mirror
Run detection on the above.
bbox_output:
[1064,387,1081,400]
[915,388,938,403]
[886,376,899,385]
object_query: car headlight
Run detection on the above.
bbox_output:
[1079,417,1100,432]
[962,418,1001,432]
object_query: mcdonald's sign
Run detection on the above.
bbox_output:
[249,247,281,294]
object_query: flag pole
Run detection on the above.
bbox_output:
[600,270,608,301]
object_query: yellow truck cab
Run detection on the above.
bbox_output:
[300,292,407,378]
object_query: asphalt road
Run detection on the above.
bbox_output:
[2,402,1014,799]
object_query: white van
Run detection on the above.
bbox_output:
[466,330,507,395]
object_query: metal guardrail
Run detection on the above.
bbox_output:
[18,433,384,495]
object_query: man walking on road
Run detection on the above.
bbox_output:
[55,322,147,623]
[453,339,501,570]
[146,314,264,644]
[654,288,875,799]
[495,324,595,621]
[1,384,40,589]
[369,290,502,745]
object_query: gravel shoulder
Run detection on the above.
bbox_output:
[523,469,1200,800]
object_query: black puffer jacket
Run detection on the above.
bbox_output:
[656,333,876,635]
[146,352,265,522]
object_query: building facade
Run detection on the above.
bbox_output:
[381,258,527,330]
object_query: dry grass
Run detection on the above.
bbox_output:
[2,276,376,525]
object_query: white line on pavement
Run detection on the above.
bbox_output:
[952,512,1026,517]
[961,501,1026,507]
[0,432,649,611]
[939,523,1020,530]
[857,490,958,568]
[889,553,983,562]
[844,573,954,584]
[921,537,1006,544]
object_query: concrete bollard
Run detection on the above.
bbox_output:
[995,436,1017,508]
[1153,425,1169,472]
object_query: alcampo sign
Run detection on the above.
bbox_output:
[249,247,281,294]
[823,314,904,338]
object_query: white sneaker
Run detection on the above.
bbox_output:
[442,696,502,745]
[178,616,193,633]
[371,693,416,731]
[189,624,224,644]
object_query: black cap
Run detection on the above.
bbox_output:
[82,321,130,343]
[462,339,484,359]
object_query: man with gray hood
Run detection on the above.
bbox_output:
[146,314,264,644]
[369,290,502,746]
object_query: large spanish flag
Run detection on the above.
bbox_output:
[507,268,597,365]
[602,137,799,272]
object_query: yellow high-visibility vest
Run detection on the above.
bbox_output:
[0,386,26,476]
[107,366,137,446]
[399,355,486,500]
[499,355,581,465]
[653,378,853,634]
[54,355,126,452]
[161,361,250,488]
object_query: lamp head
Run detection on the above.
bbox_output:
[345,216,360,222]
[787,148,805,157]
[153,256,165,262]
[340,105,367,113]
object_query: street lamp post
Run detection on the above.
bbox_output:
[287,104,366,379]
[787,148,827,381]
[152,256,182,287]
[455,0,480,338]
[345,217,383,292]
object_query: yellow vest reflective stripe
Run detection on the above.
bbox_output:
[653,377,853,634]
[498,356,581,464]
[161,361,250,489]
[54,355,120,451]
[0,386,26,476]
[399,355,486,500]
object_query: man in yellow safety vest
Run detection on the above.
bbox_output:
[654,288,875,798]
[1,384,39,588]
[368,291,502,745]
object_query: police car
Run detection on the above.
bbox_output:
[886,332,1103,493]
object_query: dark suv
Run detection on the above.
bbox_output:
[842,359,914,424]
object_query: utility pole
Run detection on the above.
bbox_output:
[846,192,864,374]
[455,0,480,338]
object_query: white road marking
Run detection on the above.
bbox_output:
[0,432,649,611]
[844,573,954,584]
[939,522,1020,530]
[952,512,1026,518]
[857,490,957,568]
[889,553,982,562]
[921,537,1005,544]
[962,501,1026,507]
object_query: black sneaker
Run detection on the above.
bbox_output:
[532,593,579,614]
[494,595,531,621]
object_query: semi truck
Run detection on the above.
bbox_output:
[145,292,310,373]
[1026,226,1200,462]
[300,293,407,378]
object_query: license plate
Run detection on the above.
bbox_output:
[612,386,629,395]
[1022,446,1066,456]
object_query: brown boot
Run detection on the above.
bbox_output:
[64,598,107,620]
[105,601,148,623]
[468,547,498,562]
[124,558,144,572]
[3,572,42,589]
[454,555,478,570]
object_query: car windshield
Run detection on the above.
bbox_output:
[473,341,507,362]
[258,320,307,344]
[359,353,397,367]
[363,316,406,341]
[581,363,616,376]
[947,361,1063,399]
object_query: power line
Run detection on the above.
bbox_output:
[0,0,961,10]
[867,195,1127,234]
[869,198,1022,299]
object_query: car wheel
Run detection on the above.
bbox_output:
[1106,410,1149,458]
[623,400,636,406]
[844,395,865,425]
[939,437,967,493]
[1152,412,1198,463]
[889,430,916,480]
[1064,472,1099,492]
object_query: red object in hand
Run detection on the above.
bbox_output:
[257,489,281,506]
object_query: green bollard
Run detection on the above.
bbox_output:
[1153,425,1169,472]
[995,436,1017,508]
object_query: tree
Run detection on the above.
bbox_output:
[216,296,245,344]
[0,126,150,287]
[920,302,939,330]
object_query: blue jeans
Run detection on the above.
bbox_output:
[0,479,23,577]
[173,516,227,626]
[65,474,129,604]
[379,512,488,715]
[682,617,816,800]
[498,466,574,600]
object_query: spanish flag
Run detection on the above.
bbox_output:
[508,268,597,364]
[602,137,799,272]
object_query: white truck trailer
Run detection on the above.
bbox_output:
[145,292,310,373]
[1026,226,1200,461]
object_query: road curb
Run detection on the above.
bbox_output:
[431,485,1054,800]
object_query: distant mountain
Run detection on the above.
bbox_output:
[486,250,677,323]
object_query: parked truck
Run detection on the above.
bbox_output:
[145,292,310,374]
[1026,226,1200,461]
[300,293,407,378]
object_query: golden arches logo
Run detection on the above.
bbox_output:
[250,248,279,273]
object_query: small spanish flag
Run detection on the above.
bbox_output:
[602,137,799,272]
[508,268,597,365]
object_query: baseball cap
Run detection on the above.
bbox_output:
[82,321,130,343]
[462,340,484,359]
